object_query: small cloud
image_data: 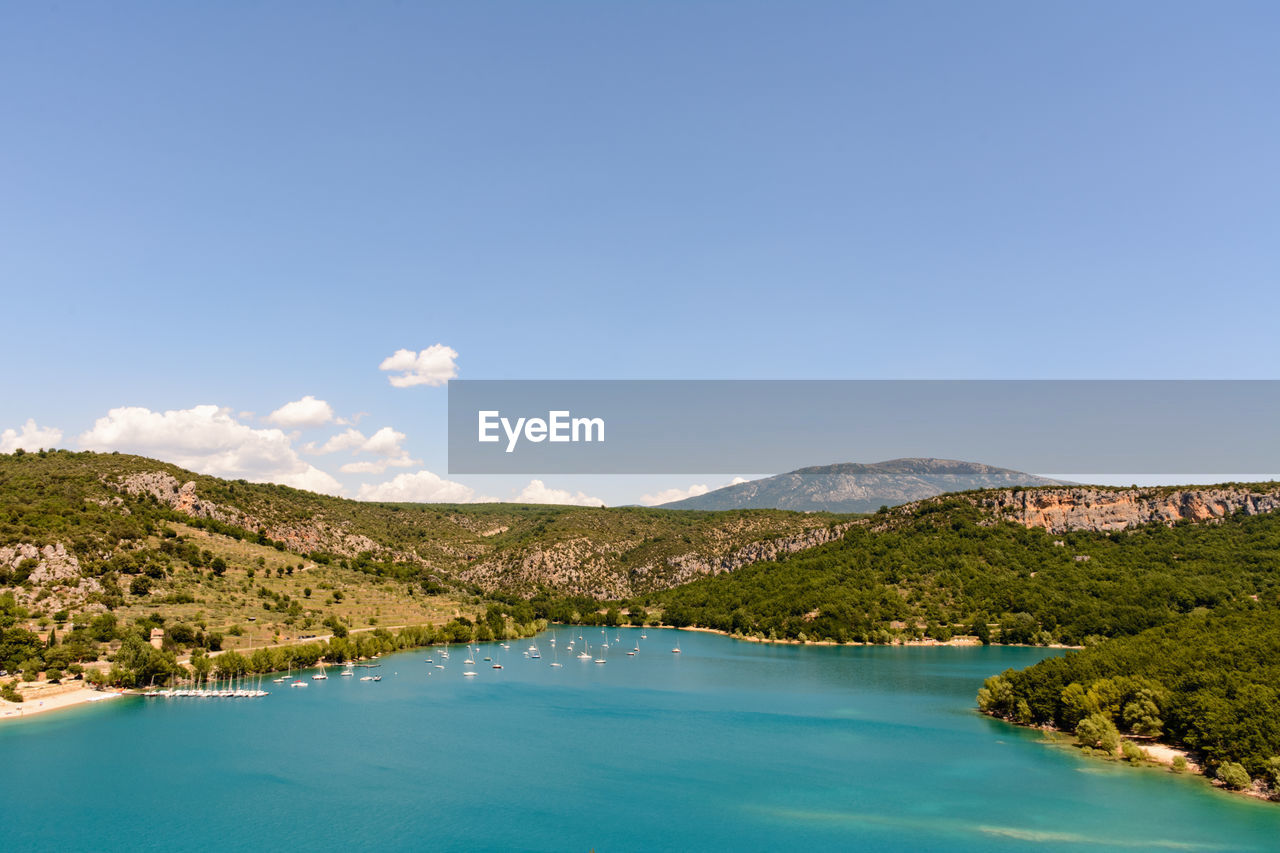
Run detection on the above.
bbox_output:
[338,456,416,474]
[379,344,458,388]
[639,476,755,505]
[1,419,63,453]
[267,395,335,429]
[356,469,476,503]
[515,479,604,507]
[639,483,710,506]
[306,428,367,455]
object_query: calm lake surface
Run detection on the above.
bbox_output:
[2,628,1278,851]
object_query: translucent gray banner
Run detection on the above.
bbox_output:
[447,380,1280,475]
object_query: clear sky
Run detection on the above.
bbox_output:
[2,2,1277,505]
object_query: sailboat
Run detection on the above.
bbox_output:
[341,662,355,677]
[672,636,681,654]
[577,642,593,660]
[312,662,329,680]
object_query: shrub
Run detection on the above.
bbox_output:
[1217,762,1252,791]
[1076,713,1120,754]
[1121,740,1146,762]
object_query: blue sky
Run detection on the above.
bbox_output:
[2,2,1278,505]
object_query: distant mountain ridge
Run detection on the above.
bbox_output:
[659,458,1067,513]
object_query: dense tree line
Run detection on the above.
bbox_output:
[654,501,1280,644]
[978,606,1280,789]
[97,611,546,688]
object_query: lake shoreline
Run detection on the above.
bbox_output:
[664,623,1082,650]
[986,712,1280,805]
[1,683,125,723]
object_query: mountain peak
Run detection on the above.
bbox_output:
[659,458,1065,513]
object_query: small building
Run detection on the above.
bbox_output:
[149,628,165,650]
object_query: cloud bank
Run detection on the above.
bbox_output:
[515,479,604,507]
[1,419,64,453]
[356,469,477,503]
[79,405,342,495]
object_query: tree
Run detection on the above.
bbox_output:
[1216,762,1251,790]
[1266,756,1280,787]
[190,649,213,685]
[1122,690,1164,737]
[977,674,1016,717]
[111,633,176,687]
[1059,683,1096,731]
[210,557,227,576]
[1076,713,1120,754]
[1121,740,1146,762]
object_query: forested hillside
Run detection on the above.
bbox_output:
[978,608,1280,793]
[654,496,1280,644]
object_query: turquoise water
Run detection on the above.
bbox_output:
[2,628,1278,851]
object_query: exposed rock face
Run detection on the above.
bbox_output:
[661,458,1065,513]
[114,472,384,559]
[0,542,103,611]
[0,543,82,583]
[976,486,1280,533]
[460,523,854,599]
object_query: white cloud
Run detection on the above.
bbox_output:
[515,479,604,507]
[79,405,342,495]
[267,395,335,429]
[356,469,477,503]
[362,426,407,456]
[638,476,755,506]
[1,419,64,453]
[379,344,458,388]
[639,483,711,506]
[305,425,419,473]
[306,428,367,454]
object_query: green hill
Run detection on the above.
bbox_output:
[0,449,849,654]
[654,493,1280,644]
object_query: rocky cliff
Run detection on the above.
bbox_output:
[113,471,385,559]
[457,522,855,599]
[975,485,1280,533]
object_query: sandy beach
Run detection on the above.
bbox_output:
[0,684,124,723]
